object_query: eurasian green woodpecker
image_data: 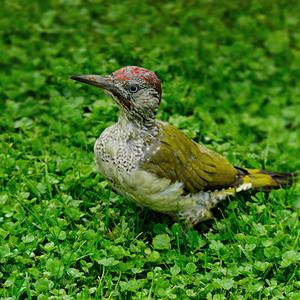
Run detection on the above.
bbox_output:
[71,66,294,226]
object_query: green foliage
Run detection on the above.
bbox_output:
[0,0,299,299]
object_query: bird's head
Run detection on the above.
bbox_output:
[71,66,162,123]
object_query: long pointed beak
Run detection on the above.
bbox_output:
[70,74,116,92]
[71,74,130,109]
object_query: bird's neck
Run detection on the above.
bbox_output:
[118,110,159,137]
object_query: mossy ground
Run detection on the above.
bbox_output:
[1,1,300,299]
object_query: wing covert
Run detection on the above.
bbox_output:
[141,122,238,193]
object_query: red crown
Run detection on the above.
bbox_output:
[113,66,162,98]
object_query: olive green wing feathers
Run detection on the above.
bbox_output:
[141,122,238,193]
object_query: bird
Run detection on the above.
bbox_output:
[71,66,294,226]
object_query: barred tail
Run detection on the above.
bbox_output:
[235,167,296,191]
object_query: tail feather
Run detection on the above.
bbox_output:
[235,166,296,191]
[257,170,296,186]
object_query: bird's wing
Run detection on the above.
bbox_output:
[141,122,239,193]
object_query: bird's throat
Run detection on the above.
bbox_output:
[118,110,159,137]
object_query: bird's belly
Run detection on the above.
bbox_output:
[107,168,189,214]
[94,141,184,212]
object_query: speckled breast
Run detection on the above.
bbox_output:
[93,125,148,184]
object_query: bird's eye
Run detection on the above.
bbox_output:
[129,85,138,93]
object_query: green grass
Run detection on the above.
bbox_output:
[1,0,300,299]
